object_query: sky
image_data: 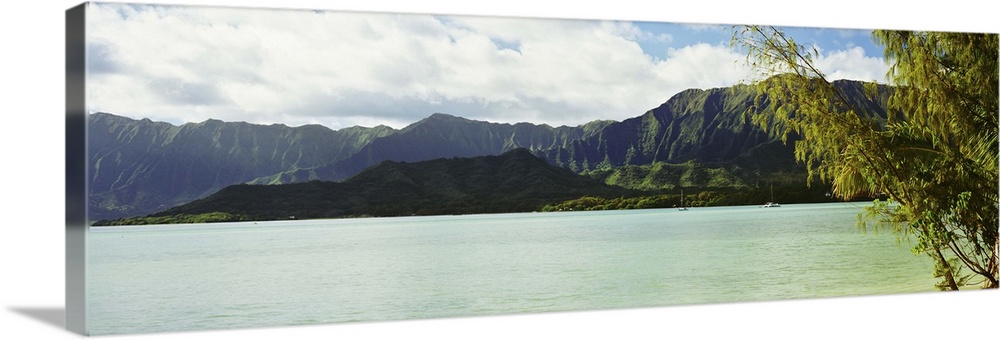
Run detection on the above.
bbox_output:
[86,2,892,130]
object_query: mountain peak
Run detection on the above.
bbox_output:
[426,112,466,121]
[500,147,536,159]
[400,113,472,130]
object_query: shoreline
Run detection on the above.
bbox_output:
[90,201,878,228]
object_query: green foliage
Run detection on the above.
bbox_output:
[541,194,680,212]
[96,212,256,226]
[734,26,998,289]
[598,161,751,190]
[591,159,810,194]
[542,184,835,212]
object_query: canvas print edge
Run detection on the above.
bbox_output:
[66,2,88,335]
[64,0,998,337]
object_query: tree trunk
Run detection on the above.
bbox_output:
[935,248,960,290]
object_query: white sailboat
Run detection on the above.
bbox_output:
[763,185,780,207]
[678,189,689,211]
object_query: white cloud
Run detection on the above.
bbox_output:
[813,46,888,82]
[609,21,674,44]
[654,43,749,89]
[85,4,874,130]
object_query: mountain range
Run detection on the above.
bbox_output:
[95,148,633,225]
[87,79,884,221]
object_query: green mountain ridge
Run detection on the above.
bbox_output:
[87,79,887,222]
[87,112,618,220]
[311,113,615,181]
[95,148,633,225]
[87,112,396,220]
[538,84,773,171]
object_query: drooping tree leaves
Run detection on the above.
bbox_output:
[733,26,998,289]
